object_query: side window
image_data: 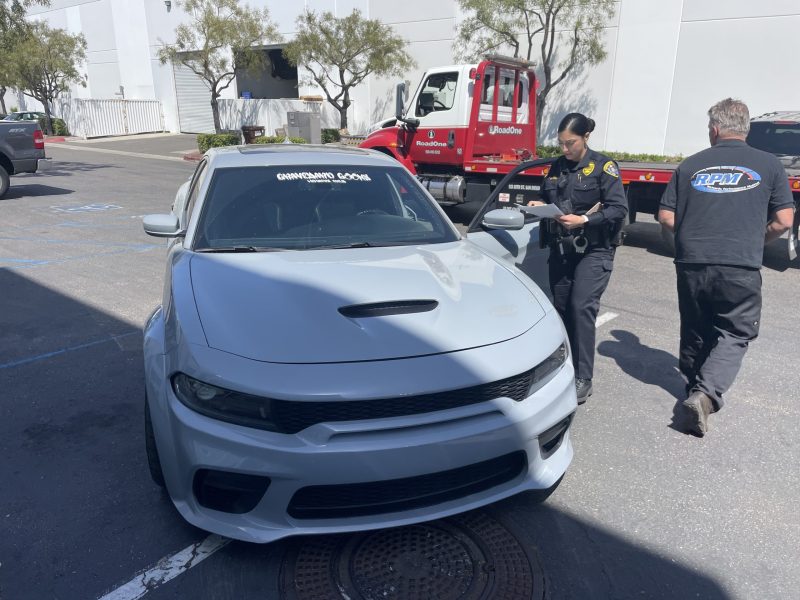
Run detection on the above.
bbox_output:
[415,72,459,117]
[184,161,209,223]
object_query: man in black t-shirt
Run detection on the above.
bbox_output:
[658,98,794,437]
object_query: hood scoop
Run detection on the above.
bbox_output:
[338,300,439,319]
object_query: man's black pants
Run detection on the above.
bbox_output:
[676,264,762,409]
[549,247,615,380]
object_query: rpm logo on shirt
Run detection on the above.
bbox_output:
[690,166,761,194]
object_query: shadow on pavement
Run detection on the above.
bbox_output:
[1,268,728,600]
[36,161,119,176]
[488,495,730,600]
[597,329,685,400]
[165,498,730,600]
[0,268,202,600]
[2,183,74,199]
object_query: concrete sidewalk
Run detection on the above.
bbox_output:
[48,132,199,159]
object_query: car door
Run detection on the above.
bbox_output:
[464,161,552,296]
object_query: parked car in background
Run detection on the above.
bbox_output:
[747,111,800,259]
[2,111,48,122]
[0,120,52,197]
[141,144,576,543]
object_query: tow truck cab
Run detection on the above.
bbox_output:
[361,56,546,207]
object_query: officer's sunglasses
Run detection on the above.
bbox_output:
[557,138,581,149]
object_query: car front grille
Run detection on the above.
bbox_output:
[272,367,535,434]
[288,451,528,519]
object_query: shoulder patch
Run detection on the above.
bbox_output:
[542,166,550,177]
[582,161,595,176]
[603,161,619,178]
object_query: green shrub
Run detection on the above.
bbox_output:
[37,116,70,136]
[197,133,241,153]
[321,128,341,144]
[536,145,682,164]
[250,136,307,145]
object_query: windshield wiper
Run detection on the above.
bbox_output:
[195,246,281,253]
[312,241,379,249]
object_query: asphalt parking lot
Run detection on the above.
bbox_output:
[1,135,798,600]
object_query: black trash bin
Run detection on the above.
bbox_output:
[241,125,265,144]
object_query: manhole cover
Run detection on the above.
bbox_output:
[280,511,544,600]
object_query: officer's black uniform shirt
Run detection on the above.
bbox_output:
[660,139,793,269]
[542,148,628,235]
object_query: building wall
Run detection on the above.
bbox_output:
[5,0,800,155]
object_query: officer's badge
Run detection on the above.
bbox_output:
[603,161,619,178]
[582,162,595,176]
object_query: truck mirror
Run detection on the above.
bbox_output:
[395,82,406,119]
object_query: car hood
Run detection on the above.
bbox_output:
[188,242,545,363]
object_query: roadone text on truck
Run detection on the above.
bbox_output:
[359,55,800,258]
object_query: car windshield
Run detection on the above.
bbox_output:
[747,122,800,156]
[192,164,459,251]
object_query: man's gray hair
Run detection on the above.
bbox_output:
[708,98,750,136]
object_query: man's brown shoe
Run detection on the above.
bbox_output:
[682,391,714,437]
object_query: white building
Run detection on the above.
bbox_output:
[5,0,799,155]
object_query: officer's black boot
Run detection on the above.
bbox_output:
[681,391,714,437]
[575,378,593,404]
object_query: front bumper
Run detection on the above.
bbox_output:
[145,315,577,543]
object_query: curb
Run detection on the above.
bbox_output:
[44,136,79,144]
[183,151,203,162]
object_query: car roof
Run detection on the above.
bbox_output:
[204,144,399,169]
[751,111,800,123]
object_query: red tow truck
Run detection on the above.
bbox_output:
[360,55,799,258]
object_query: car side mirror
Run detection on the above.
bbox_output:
[143,214,183,237]
[395,81,406,120]
[482,208,525,231]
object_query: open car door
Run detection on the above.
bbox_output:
[465,159,553,296]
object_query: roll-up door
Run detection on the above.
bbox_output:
[173,62,215,133]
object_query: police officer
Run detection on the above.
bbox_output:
[531,113,627,403]
[658,98,794,437]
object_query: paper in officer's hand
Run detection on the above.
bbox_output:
[519,203,565,219]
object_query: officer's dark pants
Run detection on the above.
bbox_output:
[676,264,762,409]
[549,247,615,380]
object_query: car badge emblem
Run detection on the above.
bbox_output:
[427,130,435,139]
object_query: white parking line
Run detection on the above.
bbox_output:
[595,312,619,328]
[97,535,230,600]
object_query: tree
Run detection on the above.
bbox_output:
[0,0,49,114]
[284,9,416,131]
[0,0,32,34]
[5,22,86,134]
[454,0,615,136]
[159,0,280,134]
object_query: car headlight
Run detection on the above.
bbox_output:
[171,373,277,431]
[528,343,568,394]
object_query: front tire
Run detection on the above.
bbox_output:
[0,164,10,198]
[145,397,166,488]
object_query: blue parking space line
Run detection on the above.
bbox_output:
[0,331,140,370]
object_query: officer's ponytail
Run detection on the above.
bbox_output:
[558,113,595,137]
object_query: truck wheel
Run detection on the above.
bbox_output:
[0,164,9,199]
[660,224,675,257]
[145,397,166,488]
